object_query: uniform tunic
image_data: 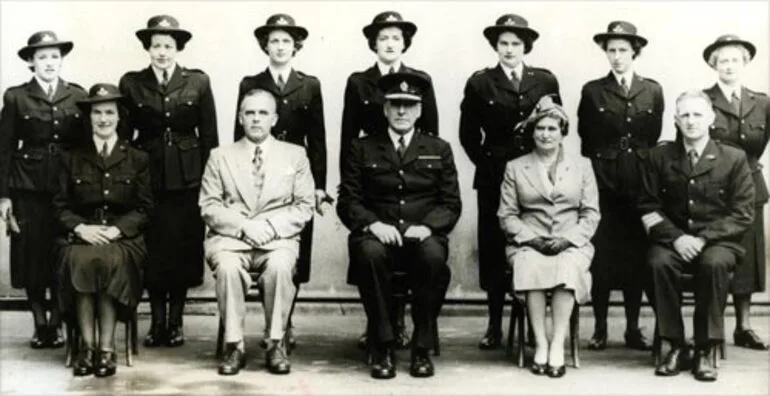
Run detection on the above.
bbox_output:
[233,68,327,284]
[119,65,218,289]
[0,78,87,290]
[459,64,560,291]
[704,85,770,294]
[577,72,664,287]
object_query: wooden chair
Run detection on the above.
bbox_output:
[652,273,726,368]
[64,309,138,367]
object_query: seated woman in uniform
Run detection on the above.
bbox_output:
[54,83,153,377]
[498,98,600,378]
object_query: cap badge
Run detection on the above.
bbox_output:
[276,16,289,25]
[504,18,516,26]
[385,14,399,22]
[399,81,409,92]
[612,24,625,33]
[40,34,55,43]
[96,87,109,96]
[157,18,172,28]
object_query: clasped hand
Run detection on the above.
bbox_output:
[242,219,276,247]
[673,234,706,262]
[369,222,431,246]
[75,224,122,245]
[524,236,572,256]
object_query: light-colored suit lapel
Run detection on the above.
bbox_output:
[520,153,553,203]
[223,139,260,212]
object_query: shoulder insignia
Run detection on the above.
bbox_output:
[656,140,675,146]
[528,66,555,76]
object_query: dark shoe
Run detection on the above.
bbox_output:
[72,348,95,377]
[587,331,607,350]
[370,347,396,380]
[266,342,291,375]
[47,326,65,349]
[94,350,117,378]
[692,348,718,382]
[530,362,547,376]
[478,329,502,350]
[734,329,769,350]
[166,326,185,347]
[218,348,245,376]
[624,328,652,351]
[546,364,566,378]
[143,326,166,348]
[357,332,368,351]
[409,349,435,378]
[29,326,47,349]
[655,347,683,376]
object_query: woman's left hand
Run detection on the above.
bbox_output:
[544,237,572,255]
[101,226,123,242]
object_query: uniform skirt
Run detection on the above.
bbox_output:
[144,189,205,290]
[730,210,766,294]
[56,234,146,314]
[9,190,56,291]
[508,246,592,304]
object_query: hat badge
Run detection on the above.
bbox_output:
[276,16,289,25]
[612,24,625,33]
[157,18,172,28]
[96,87,109,97]
[399,81,409,92]
[385,14,399,22]
[504,17,516,26]
[40,34,55,43]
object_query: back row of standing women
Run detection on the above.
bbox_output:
[0,10,767,356]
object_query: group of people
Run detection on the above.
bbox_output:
[0,9,766,384]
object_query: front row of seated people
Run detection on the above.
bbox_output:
[55,74,753,382]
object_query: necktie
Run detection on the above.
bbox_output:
[388,66,396,75]
[161,70,169,89]
[687,149,699,169]
[100,142,109,159]
[510,71,520,92]
[731,91,741,114]
[276,74,286,92]
[620,77,629,96]
[47,84,54,100]
[252,146,264,195]
[397,136,407,158]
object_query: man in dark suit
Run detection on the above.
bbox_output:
[337,72,461,379]
[639,90,754,382]
[459,13,560,349]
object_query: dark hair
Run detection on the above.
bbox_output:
[141,33,184,51]
[600,37,644,59]
[487,30,533,54]
[367,26,412,53]
[257,29,304,55]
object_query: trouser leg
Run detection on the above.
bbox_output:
[211,251,250,351]
[693,246,735,345]
[255,249,297,341]
[409,236,450,351]
[648,244,685,345]
[350,235,394,346]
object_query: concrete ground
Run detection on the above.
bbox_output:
[0,304,768,395]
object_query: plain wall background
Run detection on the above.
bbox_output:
[0,0,767,299]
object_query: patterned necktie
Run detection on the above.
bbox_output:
[252,145,264,195]
[510,71,520,92]
[276,74,286,92]
[620,77,629,96]
[397,136,407,158]
[687,149,699,169]
[731,91,741,114]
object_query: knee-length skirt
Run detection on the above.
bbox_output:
[508,246,592,304]
[9,190,56,291]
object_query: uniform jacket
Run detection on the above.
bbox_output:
[577,72,664,160]
[0,78,87,196]
[233,68,327,190]
[340,63,439,169]
[337,131,461,236]
[704,84,770,205]
[119,65,218,192]
[459,64,561,189]
[199,137,315,265]
[638,139,755,253]
[498,151,600,259]
[53,139,153,239]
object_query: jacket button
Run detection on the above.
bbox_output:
[101,219,108,225]
[398,219,404,224]
[105,173,110,178]
[485,151,491,157]
[488,100,494,105]
[626,117,631,122]
[627,148,632,153]
[103,205,109,210]
[740,120,745,124]
[626,103,632,107]
[53,134,59,139]
[166,127,171,132]
[52,106,58,111]
[23,154,28,159]
[53,120,59,125]
[689,199,694,204]
[104,189,110,195]
[398,170,404,175]
[399,200,405,205]
[689,179,695,184]
[165,112,170,117]
[398,185,403,190]
[364,100,369,105]
[283,99,288,104]
[740,134,747,139]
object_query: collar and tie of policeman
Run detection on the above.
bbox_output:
[388,128,414,159]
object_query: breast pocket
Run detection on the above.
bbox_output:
[705,181,728,208]
[176,137,202,183]
[177,95,201,123]
[111,174,137,203]
[413,159,444,185]
[72,173,100,203]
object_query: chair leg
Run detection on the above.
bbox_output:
[131,310,139,355]
[215,317,224,359]
[506,298,516,358]
[125,320,132,367]
[652,323,661,366]
[719,340,725,360]
[64,322,75,368]
[433,318,440,356]
[286,285,301,356]
[570,305,580,368]
[516,304,526,368]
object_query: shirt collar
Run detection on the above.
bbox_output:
[244,134,274,159]
[268,66,292,86]
[612,70,634,88]
[377,61,402,76]
[152,63,176,84]
[93,134,118,156]
[500,62,524,80]
[683,136,710,159]
[34,76,59,95]
[717,80,742,102]
[388,127,414,150]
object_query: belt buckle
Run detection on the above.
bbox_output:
[48,143,58,154]
[163,130,172,143]
[619,136,630,151]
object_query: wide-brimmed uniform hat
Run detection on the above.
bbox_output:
[254,14,308,41]
[592,20,648,47]
[483,14,539,45]
[135,15,192,48]
[702,34,756,63]
[363,11,417,40]
[17,30,73,60]
[76,83,123,111]
[378,72,430,102]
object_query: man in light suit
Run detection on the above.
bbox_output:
[199,88,314,376]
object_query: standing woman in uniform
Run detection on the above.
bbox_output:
[340,10,440,349]
[577,21,663,351]
[233,13,331,345]
[702,35,769,350]
[0,31,87,349]
[120,15,218,348]
[459,14,560,349]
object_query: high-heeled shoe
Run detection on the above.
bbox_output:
[29,326,47,349]
[94,350,117,378]
[73,348,95,377]
[47,325,65,348]
[546,364,566,378]
[478,329,502,350]
[530,362,547,375]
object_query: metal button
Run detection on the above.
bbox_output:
[627,148,632,153]
[427,164,433,168]
[626,103,632,107]
[398,219,404,224]
[283,99,288,104]
[399,200,405,205]
[105,173,110,178]
[689,199,694,204]
[364,100,369,105]
[519,112,524,116]
[740,120,745,124]
[53,134,59,139]
[398,170,404,175]
[488,100,494,105]
[52,106,58,111]
[166,127,171,132]
[23,154,28,159]
[101,219,108,225]
[164,97,169,102]
[103,205,109,210]
[165,112,170,117]
[104,189,110,195]
[741,134,747,139]
[518,95,524,100]
[53,120,59,125]
[687,219,694,224]
[689,179,695,184]
[398,185,403,190]
[626,117,631,122]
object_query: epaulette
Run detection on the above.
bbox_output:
[182,67,205,74]
[471,68,490,77]
[64,81,86,92]
[656,140,675,146]
[712,139,742,150]
[746,88,767,97]
[640,76,661,86]
[528,66,556,76]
